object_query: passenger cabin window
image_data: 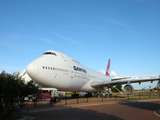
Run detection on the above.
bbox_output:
[42,66,54,70]
[43,52,57,56]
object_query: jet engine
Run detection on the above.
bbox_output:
[157,80,160,88]
[123,84,133,93]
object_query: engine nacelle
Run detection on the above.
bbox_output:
[157,80,160,88]
[123,84,133,93]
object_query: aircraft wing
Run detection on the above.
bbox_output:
[92,76,160,88]
[111,76,130,81]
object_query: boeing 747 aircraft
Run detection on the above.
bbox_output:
[26,50,160,92]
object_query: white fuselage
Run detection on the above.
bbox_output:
[27,51,106,92]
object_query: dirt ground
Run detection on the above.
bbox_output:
[19,99,160,120]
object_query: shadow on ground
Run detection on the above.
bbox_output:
[26,107,123,120]
[121,101,160,111]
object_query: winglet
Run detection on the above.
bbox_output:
[105,58,111,78]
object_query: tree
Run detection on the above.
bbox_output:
[0,71,39,118]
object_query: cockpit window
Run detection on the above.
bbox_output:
[43,52,57,56]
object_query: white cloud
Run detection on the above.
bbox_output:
[99,69,105,74]
[52,31,79,46]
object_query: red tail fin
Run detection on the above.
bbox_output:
[105,58,111,78]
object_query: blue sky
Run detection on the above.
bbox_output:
[0,0,160,88]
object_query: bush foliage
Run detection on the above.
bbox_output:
[0,71,38,115]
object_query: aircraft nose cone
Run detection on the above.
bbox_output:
[26,62,37,79]
[27,63,34,76]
